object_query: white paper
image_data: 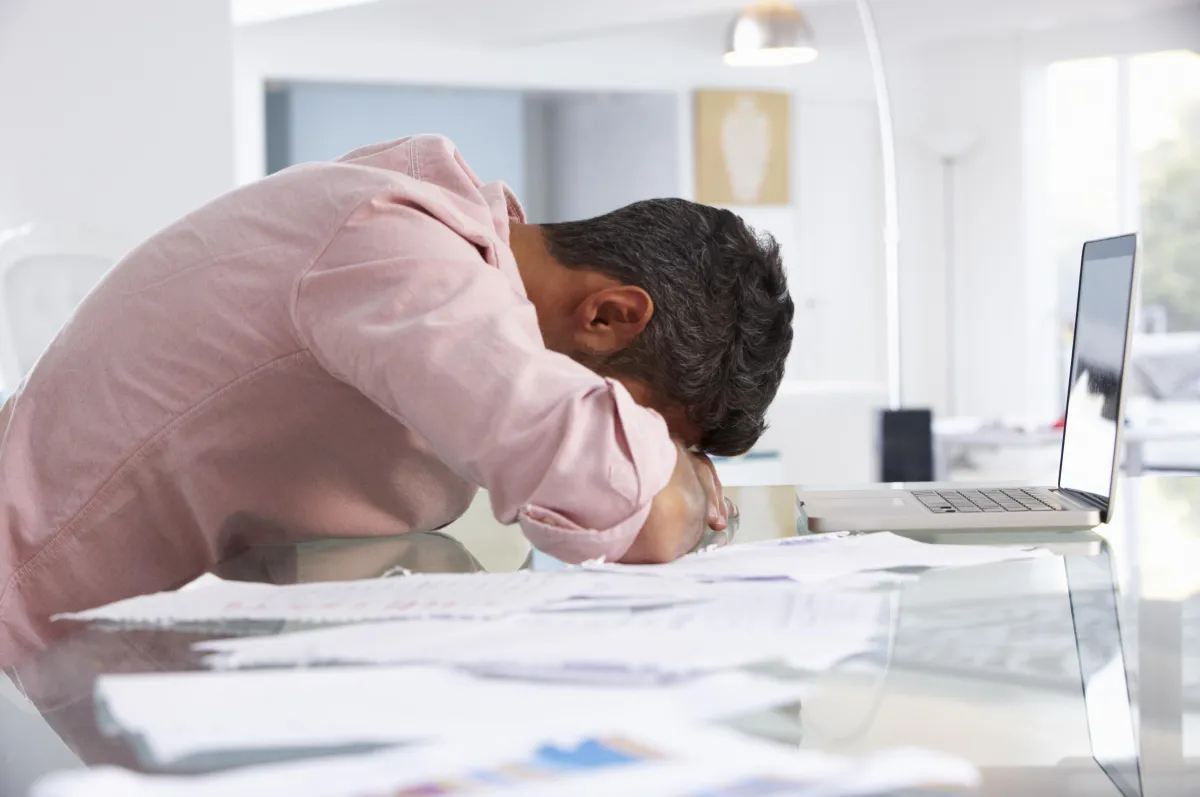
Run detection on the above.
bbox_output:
[55,570,702,627]
[586,531,1050,583]
[197,584,892,678]
[92,666,810,768]
[33,721,980,797]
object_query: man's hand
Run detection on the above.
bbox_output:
[689,451,729,534]
[619,443,728,565]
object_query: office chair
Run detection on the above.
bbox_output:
[0,251,111,390]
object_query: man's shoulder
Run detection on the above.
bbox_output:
[332,135,461,179]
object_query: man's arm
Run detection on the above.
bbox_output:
[293,198,696,564]
[621,443,728,564]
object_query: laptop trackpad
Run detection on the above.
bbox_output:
[814,496,909,512]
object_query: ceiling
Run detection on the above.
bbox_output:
[232,0,1195,51]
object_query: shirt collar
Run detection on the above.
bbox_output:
[481,181,528,299]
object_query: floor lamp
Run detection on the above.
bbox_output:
[853,0,937,482]
[923,129,979,416]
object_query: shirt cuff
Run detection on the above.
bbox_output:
[518,379,677,564]
[517,501,654,564]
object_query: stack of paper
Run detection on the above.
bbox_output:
[54,570,704,628]
[91,666,810,769]
[195,585,893,679]
[57,529,1054,786]
[586,531,1049,583]
[56,533,1047,632]
[32,721,981,797]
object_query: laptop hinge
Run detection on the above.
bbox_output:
[1057,488,1109,512]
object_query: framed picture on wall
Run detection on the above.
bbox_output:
[694,89,790,206]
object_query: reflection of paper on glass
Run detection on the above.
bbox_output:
[197,585,892,678]
[54,571,703,628]
[92,666,811,769]
[587,531,1049,583]
[32,721,980,797]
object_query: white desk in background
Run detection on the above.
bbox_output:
[933,419,1200,481]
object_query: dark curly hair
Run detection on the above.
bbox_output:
[541,198,794,457]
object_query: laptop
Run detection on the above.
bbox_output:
[798,233,1140,533]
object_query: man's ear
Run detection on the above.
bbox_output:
[574,286,653,354]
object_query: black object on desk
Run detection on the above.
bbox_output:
[879,408,935,483]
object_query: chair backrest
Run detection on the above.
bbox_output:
[0,253,111,388]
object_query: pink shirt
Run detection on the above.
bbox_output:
[0,135,677,664]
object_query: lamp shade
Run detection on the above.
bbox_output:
[724,2,818,67]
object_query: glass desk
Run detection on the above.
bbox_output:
[2,475,1195,797]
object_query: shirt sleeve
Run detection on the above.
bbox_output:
[291,198,677,563]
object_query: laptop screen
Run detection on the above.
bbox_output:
[1058,234,1138,503]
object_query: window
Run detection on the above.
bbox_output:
[1046,50,1200,409]
[1132,51,1200,335]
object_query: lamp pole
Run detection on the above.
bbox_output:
[854,0,902,410]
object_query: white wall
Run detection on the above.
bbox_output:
[0,0,235,261]
[888,34,1050,420]
[786,100,885,385]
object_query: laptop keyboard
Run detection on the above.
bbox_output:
[912,488,1065,514]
